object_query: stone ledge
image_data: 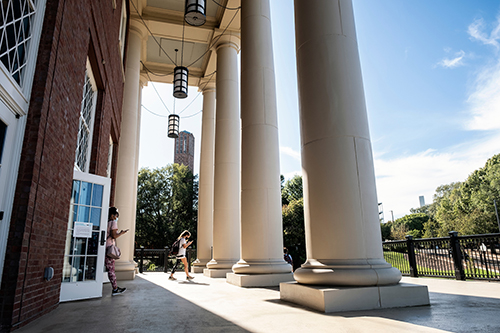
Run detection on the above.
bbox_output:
[204,268,232,278]
[280,282,429,313]
[227,273,295,287]
[191,266,206,273]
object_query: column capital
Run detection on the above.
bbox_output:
[139,74,149,88]
[198,78,216,93]
[212,29,241,53]
[129,19,149,40]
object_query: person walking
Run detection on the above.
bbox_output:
[284,247,293,271]
[169,230,195,280]
[106,207,129,295]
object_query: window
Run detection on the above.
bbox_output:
[74,60,98,173]
[106,136,113,178]
[118,0,127,59]
[0,0,38,88]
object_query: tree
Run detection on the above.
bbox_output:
[135,164,198,249]
[380,221,393,240]
[433,154,500,235]
[392,213,428,239]
[282,198,306,270]
[422,219,440,238]
[281,175,303,206]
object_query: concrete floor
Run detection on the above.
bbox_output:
[17,274,500,333]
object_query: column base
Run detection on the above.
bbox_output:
[191,259,210,273]
[227,272,294,287]
[115,260,136,280]
[280,282,429,313]
[203,268,232,278]
[232,259,292,274]
[294,259,402,286]
[192,266,206,273]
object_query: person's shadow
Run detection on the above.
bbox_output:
[178,280,210,286]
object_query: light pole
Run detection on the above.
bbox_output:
[391,210,395,223]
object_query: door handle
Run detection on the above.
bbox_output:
[100,230,106,246]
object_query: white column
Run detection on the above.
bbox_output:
[292,0,401,286]
[205,33,241,278]
[113,22,147,280]
[192,84,216,273]
[228,0,293,287]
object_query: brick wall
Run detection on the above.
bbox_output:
[0,0,126,330]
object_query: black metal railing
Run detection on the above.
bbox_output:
[133,247,196,273]
[383,232,500,281]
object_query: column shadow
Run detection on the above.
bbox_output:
[269,291,500,333]
[16,276,250,333]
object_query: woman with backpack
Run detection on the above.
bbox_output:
[106,207,129,295]
[169,230,195,280]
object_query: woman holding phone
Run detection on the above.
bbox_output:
[169,230,194,280]
[106,207,129,295]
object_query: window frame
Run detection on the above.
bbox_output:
[118,0,127,60]
[74,59,98,173]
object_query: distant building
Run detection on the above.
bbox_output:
[174,131,195,172]
[419,196,425,207]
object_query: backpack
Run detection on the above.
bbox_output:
[169,239,181,256]
[284,253,293,265]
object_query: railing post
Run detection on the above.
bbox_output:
[449,231,466,281]
[187,249,192,271]
[140,246,144,274]
[164,246,169,273]
[405,235,418,277]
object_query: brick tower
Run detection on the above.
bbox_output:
[174,130,195,172]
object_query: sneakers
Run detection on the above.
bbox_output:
[169,276,177,281]
[112,287,126,296]
[186,275,195,280]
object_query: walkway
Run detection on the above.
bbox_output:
[17,274,500,332]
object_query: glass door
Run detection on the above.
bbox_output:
[60,170,110,302]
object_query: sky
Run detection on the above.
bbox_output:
[139,0,500,220]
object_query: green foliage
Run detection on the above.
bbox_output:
[281,175,303,206]
[389,213,429,239]
[380,222,393,240]
[433,154,500,235]
[282,198,306,269]
[398,153,500,238]
[135,164,198,249]
[422,219,440,238]
[281,175,306,269]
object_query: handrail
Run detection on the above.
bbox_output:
[383,232,500,281]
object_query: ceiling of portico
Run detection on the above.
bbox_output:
[132,0,241,88]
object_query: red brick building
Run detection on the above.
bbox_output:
[174,130,195,173]
[0,0,128,330]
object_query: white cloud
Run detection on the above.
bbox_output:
[464,14,500,131]
[374,133,500,219]
[468,17,500,49]
[437,50,466,68]
[280,146,301,161]
[465,60,500,130]
[378,15,500,219]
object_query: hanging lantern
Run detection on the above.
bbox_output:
[185,0,206,27]
[173,66,188,99]
[168,114,180,138]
